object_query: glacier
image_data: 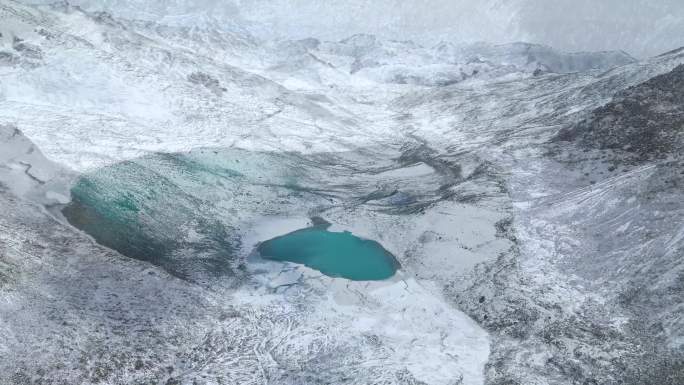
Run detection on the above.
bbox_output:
[0,1,682,384]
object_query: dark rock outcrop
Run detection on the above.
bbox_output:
[187,71,226,95]
[556,64,684,160]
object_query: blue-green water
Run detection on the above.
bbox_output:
[258,226,399,281]
[61,156,239,282]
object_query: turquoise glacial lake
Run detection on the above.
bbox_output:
[258,225,400,281]
[61,148,401,283]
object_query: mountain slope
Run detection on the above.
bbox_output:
[556,64,684,159]
[0,1,682,384]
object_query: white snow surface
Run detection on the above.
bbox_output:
[0,1,683,384]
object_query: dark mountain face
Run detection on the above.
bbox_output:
[556,63,684,160]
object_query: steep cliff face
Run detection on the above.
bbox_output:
[0,124,72,204]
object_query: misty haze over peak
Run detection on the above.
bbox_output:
[25,0,684,57]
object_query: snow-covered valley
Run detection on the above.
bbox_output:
[0,1,682,384]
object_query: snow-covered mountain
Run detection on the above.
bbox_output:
[0,1,682,384]
[266,34,636,87]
